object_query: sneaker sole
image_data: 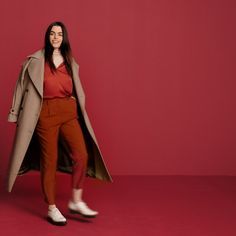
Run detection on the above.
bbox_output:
[69,208,97,218]
[47,216,67,226]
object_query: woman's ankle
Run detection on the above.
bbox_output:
[72,188,83,203]
[48,204,56,210]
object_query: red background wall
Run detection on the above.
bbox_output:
[1,0,236,176]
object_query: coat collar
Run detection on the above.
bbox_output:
[26,49,79,98]
[27,48,45,59]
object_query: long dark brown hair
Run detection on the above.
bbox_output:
[44,21,73,77]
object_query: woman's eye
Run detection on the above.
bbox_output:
[50,32,63,39]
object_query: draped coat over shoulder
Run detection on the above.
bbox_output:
[7,49,112,192]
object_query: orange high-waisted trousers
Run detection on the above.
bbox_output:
[35,96,88,205]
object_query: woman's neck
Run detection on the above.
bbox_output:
[52,48,64,67]
[53,48,61,55]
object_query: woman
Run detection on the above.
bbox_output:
[7,21,112,226]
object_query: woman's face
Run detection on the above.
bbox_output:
[49,26,63,49]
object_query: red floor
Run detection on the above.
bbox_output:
[1,174,236,236]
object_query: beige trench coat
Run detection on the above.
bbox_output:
[7,49,112,192]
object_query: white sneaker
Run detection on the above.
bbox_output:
[47,207,67,226]
[68,200,98,218]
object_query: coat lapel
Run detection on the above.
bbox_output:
[27,49,45,97]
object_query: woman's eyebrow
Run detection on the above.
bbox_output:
[50,31,63,34]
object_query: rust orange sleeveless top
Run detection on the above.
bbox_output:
[43,61,73,98]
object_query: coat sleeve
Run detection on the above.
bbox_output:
[7,58,30,123]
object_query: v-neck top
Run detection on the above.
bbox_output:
[43,61,73,98]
